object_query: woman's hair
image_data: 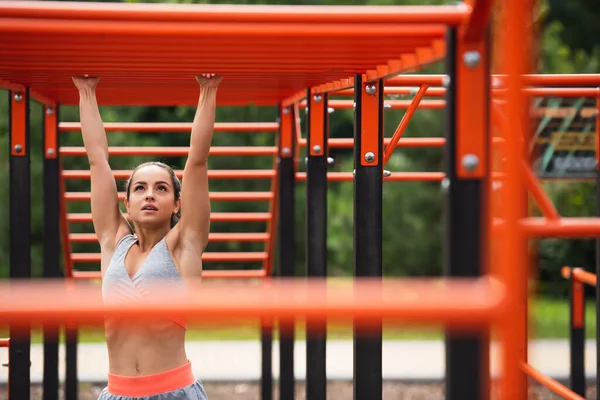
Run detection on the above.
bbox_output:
[125,161,182,228]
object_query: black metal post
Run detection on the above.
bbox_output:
[352,74,384,400]
[9,88,32,400]
[443,27,490,400]
[568,269,586,396]
[65,326,78,399]
[278,105,296,400]
[306,90,328,400]
[43,105,61,400]
[261,322,273,400]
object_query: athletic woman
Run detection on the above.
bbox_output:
[72,74,222,400]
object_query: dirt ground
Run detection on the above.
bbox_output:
[11,382,597,400]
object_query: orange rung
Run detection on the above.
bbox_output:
[61,169,275,180]
[0,338,9,347]
[69,232,269,243]
[520,363,585,400]
[520,217,600,238]
[71,252,268,263]
[0,277,503,328]
[67,212,271,223]
[59,122,279,132]
[300,99,445,110]
[72,269,267,280]
[295,172,444,182]
[60,146,277,156]
[64,191,274,202]
[561,266,597,286]
[334,86,446,97]
[298,137,446,148]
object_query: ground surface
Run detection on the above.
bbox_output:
[13,382,597,400]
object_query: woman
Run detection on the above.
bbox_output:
[72,73,222,399]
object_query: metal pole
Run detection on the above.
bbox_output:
[352,74,384,400]
[306,89,328,400]
[443,26,490,400]
[9,88,32,400]
[278,105,296,400]
[43,104,61,400]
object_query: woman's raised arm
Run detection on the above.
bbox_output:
[175,74,222,275]
[73,77,129,252]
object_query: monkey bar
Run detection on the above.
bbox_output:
[3,1,593,400]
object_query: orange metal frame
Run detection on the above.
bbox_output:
[3,2,600,400]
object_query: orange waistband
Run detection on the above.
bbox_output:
[108,360,196,397]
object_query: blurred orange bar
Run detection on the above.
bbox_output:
[0,277,504,328]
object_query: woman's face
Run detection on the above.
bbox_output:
[125,165,179,229]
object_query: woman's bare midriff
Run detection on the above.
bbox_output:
[104,317,188,376]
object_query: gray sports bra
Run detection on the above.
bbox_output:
[102,234,188,329]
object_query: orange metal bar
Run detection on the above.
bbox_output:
[60,146,276,156]
[0,277,504,328]
[264,114,284,278]
[44,106,58,160]
[462,0,495,43]
[71,252,268,263]
[294,172,444,182]
[521,74,600,86]
[58,168,74,279]
[69,232,269,243]
[0,18,452,38]
[300,99,445,110]
[72,269,267,280]
[496,87,600,97]
[383,84,429,165]
[335,86,446,97]
[67,212,271,223]
[498,0,531,397]
[62,169,275,180]
[561,266,597,287]
[521,161,560,220]
[334,86,599,98]
[64,191,274,202]
[0,338,9,347]
[279,107,294,158]
[59,122,279,132]
[0,3,470,24]
[264,145,280,278]
[309,92,325,156]
[298,137,446,149]
[10,90,27,156]
[455,25,488,178]
[521,363,585,400]
[360,76,381,166]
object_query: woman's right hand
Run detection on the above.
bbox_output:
[72,76,100,91]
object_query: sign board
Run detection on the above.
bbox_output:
[530,97,597,179]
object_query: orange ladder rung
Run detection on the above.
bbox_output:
[72,269,267,280]
[60,146,276,156]
[59,122,279,132]
[61,169,276,180]
[71,252,268,263]
[0,338,9,347]
[66,212,271,223]
[64,191,274,202]
[69,232,270,242]
[298,137,446,148]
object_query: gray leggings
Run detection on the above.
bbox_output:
[97,379,208,400]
